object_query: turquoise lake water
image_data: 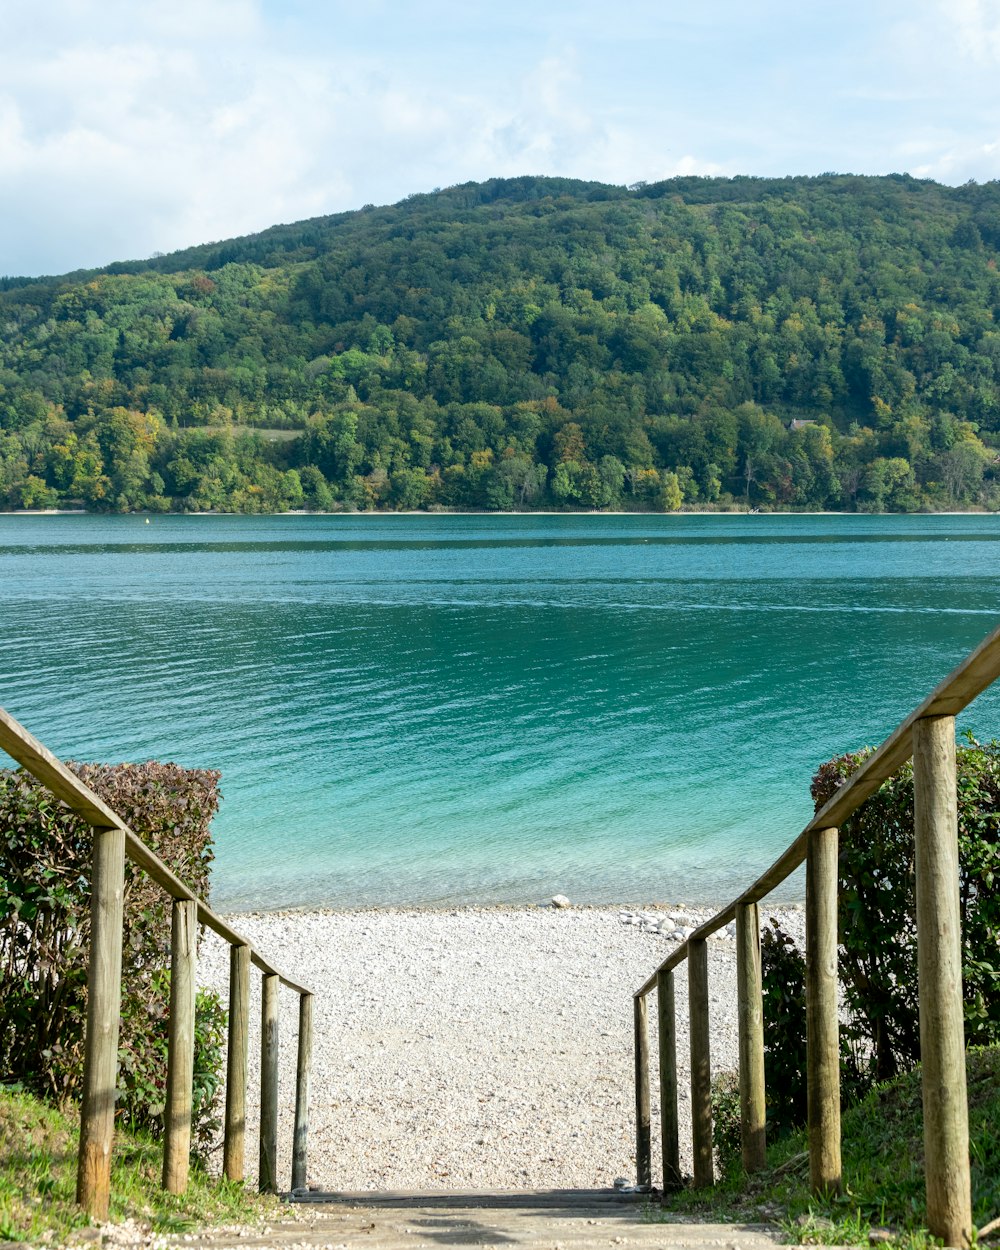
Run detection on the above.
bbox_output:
[2,512,999,911]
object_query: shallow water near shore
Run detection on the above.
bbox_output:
[2,511,1000,910]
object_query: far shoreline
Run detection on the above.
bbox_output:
[2,506,997,518]
[210,896,806,922]
[211,900,805,920]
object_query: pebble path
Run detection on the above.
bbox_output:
[195,902,807,1195]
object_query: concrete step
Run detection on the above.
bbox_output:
[185,1189,796,1250]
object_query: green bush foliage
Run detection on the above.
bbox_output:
[710,1070,743,1180]
[760,919,808,1137]
[813,735,1000,1084]
[757,735,1000,1139]
[0,762,224,1154]
[116,972,227,1156]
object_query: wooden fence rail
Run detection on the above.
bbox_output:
[0,707,313,1220]
[632,621,1000,1250]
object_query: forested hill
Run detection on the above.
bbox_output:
[3,172,1000,514]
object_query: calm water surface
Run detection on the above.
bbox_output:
[2,512,1000,910]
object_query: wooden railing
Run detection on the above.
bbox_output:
[632,621,1000,1250]
[0,708,313,1220]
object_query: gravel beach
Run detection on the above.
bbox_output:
[197,903,806,1195]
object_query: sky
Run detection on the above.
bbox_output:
[2,0,1000,277]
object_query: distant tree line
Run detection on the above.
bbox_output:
[2,173,1000,513]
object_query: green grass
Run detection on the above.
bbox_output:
[0,1085,279,1245]
[658,1047,1000,1246]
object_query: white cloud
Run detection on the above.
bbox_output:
[949,0,1000,64]
[0,15,351,270]
[461,53,725,188]
[3,0,1000,275]
[2,1,744,273]
[910,138,1000,183]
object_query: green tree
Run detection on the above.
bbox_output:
[15,475,57,509]
[659,471,683,512]
[299,465,334,510]
[861,456,916,512]
[937,437,991,506]
[390,467,430,510]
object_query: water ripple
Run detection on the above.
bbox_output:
[2,513,1000,909]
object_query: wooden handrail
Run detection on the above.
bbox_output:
[632,621,1000,1248]
[0,705,314,1215]
[0,706,123,827]
[0,707,310,995]
[634,619,1000,998]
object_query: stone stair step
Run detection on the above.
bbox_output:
[179,1190,805,1250]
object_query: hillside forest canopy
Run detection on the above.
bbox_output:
[3,173,1000,514]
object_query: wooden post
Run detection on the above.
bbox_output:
[76,825,127,1220]
[656,968,681,1190]
[913,716,972,1249]
[162,899,198,1194]
[224,943,251,1182]
[736,902,766,1172]
[806,825,842,1195]
[291,993,313,1192]
[633,994,651,1189]
[259,973,279,1194]
[688,937,713,1188]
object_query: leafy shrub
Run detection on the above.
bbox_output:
[813,735,1000,1085]
[710,1070,743,1179]
[190,987,227,1154]
[116,972,227,1156]
[0,761,223,1154]
[760,919,808,1137]
[757,737,1000,1139]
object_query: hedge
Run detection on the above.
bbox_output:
[0,761,224,1154]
